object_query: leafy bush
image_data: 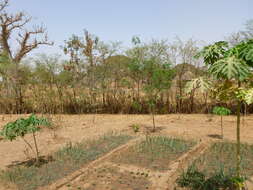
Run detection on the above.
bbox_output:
[176,165,246,190]
[176,165,205,189]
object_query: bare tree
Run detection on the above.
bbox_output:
[227,19,253,45]
[0,0,53,113]
[168,38,200,113]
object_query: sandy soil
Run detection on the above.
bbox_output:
[1,114,253,170]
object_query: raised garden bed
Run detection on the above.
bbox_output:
[110,136,196,171]
[63,163,151,190]
[190,141,253,177]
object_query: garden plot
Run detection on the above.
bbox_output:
[0,134,132,190]
[175,141,253,189]
[60,162,152,190]
[191,142,253,177]
[110,136,196,171]
[58,136,201,190]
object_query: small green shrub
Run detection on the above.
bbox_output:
[131,101,142,113]
[176,165,205,189]
[131,124,140,133]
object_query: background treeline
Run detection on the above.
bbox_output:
[0,0,252,114]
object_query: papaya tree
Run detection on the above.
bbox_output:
[212,106,231,139]
[0,114,50,163]
[197,39,253,180]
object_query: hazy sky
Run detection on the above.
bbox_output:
[7,0,253,56]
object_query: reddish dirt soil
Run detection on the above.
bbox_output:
[0,114,253,189]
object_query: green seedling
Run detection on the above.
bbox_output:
[131,124,140,133]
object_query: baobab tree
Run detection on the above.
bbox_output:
[0,0,53,113]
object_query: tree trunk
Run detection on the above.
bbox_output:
[242,102,247,127]
[32,131,40,163]
[236,100,241,178]
[236,80,242,179]
[152,110,155,132]
[220,116,223,139]
[150,98,156,132]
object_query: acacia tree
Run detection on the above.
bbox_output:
[197,39,253,180]
[126,36,147,101]
[143,59,174,132]
[63,31,120,111]
[127,37,175,129]
[31,54,64,113]
[0,0,53,113]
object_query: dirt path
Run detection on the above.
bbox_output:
[246,176,253,189]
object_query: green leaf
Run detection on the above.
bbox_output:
[195,41,228,65]
[0,114,50,141]
[208,56,250,81]
[245,88,253,105]
[212,106,231,116]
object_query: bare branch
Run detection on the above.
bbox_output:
[14,25,53,62]
[0,11,32,58]
[0,0,8,12]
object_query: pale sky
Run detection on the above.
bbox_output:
[7,0,253,56]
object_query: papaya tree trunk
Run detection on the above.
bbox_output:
[221,115,223,139]
[236,100,241,178]
[236,80,242,178]
[150,97,156,132]
[21,137,36,156]
[32,131,40,163]
[152,110,155,132]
